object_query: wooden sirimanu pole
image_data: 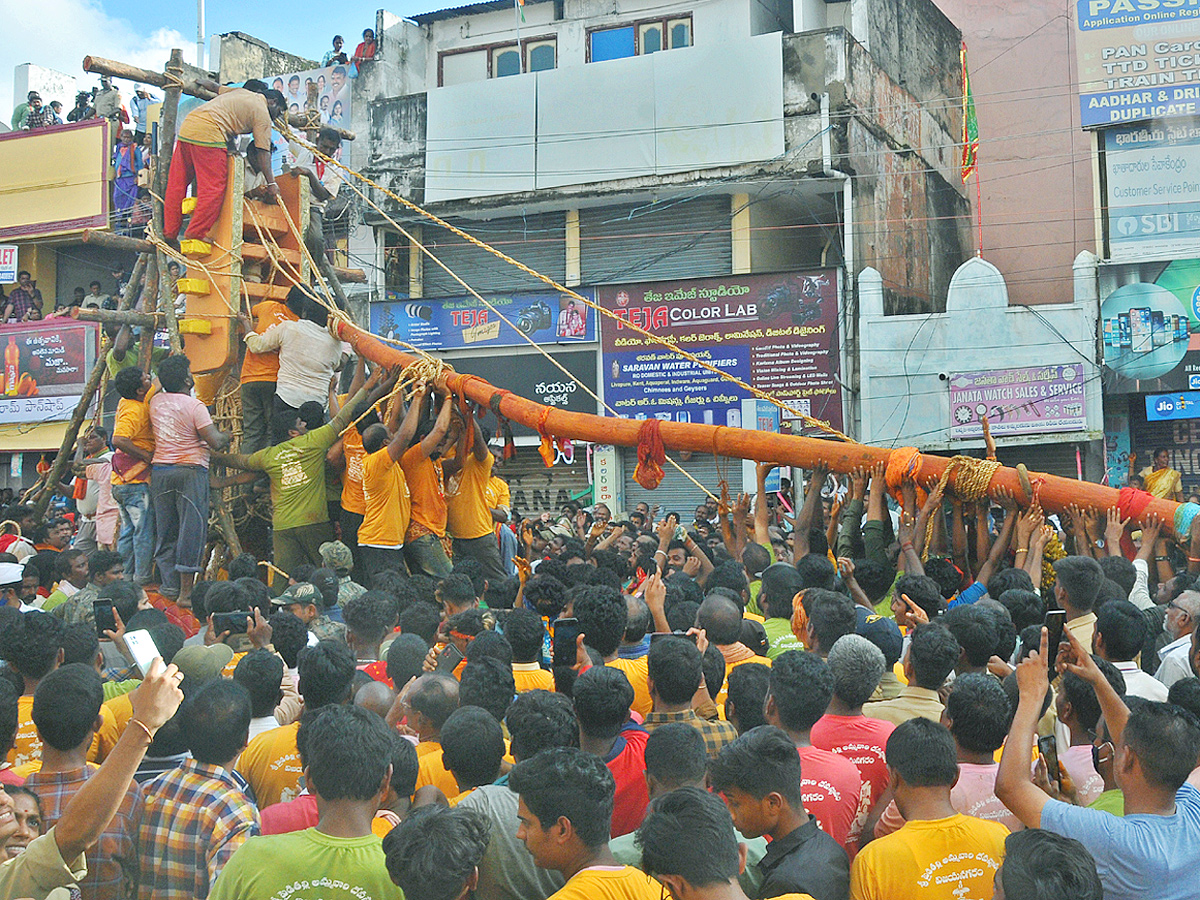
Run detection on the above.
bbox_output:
[81,55,357,142]
[334,321,1187,537]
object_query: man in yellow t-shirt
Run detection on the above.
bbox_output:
[849,718,1008,900]
[637,786,814,900]
[110,366,157,584]
[237,640,355,807]
[358,382,425,577]
[446,413,506,583]
[510,747,660,900]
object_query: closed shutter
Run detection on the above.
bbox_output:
[579,197,732,285]
[422,212,566,298]
[493,446,593,520]
[993,441,1087,481]
[620,448,725,516]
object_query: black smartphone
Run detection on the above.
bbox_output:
[649,631,699,644]
[1038,735,1060,789]
[93,600,116,637]
[552,617,581,668]
[1044,609,1067,677]
[212,610,253,635]
[435,643,465,673]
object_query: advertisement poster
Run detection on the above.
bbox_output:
[0,321,98,425]
[0,246,15,285]
[269,64,352,127]
[1103,119,1200,258]
[450,350,598,439]
[1101,256,1200,392]
[949,366,1087,439]
[1075,0,1200,128]
[370,289,597,351]
[598,271,842,435]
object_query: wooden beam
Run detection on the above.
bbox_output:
[332,266,366,284]
[82,54,357,141]
[82,229,153,255]
[72,308,160,328]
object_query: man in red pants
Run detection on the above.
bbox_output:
[164,86,286,242]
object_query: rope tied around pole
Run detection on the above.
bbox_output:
[919,455,1002,559]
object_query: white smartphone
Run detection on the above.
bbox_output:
[124,629,161,677]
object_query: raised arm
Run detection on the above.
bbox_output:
[792,466,827,560]
[54,660,183,860]
[418,391,452,458]
[975,488,1017,588]
[950,498,969,577]
[755,464,775,549]
[996,627,1055,828]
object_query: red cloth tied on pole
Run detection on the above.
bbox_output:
[634,418,666,490]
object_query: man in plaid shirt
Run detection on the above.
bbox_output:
[25,664,144,900]
[3,271,43,322]
[642,636,738,757]
[139,680,259,900]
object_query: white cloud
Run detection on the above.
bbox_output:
[0,0,193,118]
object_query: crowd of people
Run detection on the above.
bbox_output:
[0,361,1198,900]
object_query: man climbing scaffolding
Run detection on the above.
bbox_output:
[164,85,287,243]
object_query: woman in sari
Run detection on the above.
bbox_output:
[1138,447,1183,500]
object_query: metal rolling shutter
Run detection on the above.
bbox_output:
[993,441,1087,481]
[620,448,726,516]
[492,446,593,520]
[422,212,566,298]
[579,197,732,285]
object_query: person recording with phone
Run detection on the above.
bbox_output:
[997,625,1200,900]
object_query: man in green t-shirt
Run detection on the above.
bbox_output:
[208,705,403,900]
[106,324,169,379]
[213,378,372,593]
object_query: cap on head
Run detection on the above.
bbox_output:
[173,644,235,685]
[319,541,354,575]
[273,582,321,608]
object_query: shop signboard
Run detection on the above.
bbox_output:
[371,289,596,351]
[451,350,598,439]
[0,320,98,426]
[598,271,842,436]
[948,366,1088,439]
[1075,0,1200,128]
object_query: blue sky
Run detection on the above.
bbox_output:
[2,0,431,114]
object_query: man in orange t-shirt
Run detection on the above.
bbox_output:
[359,382,425,577]
[239,298,299,455]
[400,391,455,578]
[446,410,506,582]
[110,366,157,584]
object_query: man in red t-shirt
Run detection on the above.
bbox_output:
[810,635,895,813]
[765,649,868,853]
[573,666,648,837]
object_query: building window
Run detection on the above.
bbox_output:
[590,26,636,61]
[383,231,409,295]
[440,37,558,85]
[492,46,521,77]
[589,15,691,62]
[527,40,556,71]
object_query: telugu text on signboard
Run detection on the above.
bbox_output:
[1075,0,1200,128]
[599,271,842,435]
[949,366,1087,439]
[0,321,98,425]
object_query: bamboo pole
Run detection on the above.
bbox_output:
[81,55,357,141]
[72,308,160,329]
[31,254,148,518]
[82,229,153,255]
[333,321,1186,537]
[155,49,185,355]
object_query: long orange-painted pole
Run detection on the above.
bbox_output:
[336,323,1185,537]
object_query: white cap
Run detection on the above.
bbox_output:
[0,562,24,587]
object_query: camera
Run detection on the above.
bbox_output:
[405,302,432,321]
[515,299,552,334]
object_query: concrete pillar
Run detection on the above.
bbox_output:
[732,194,751,274]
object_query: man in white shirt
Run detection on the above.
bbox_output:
[239,288,350,430]
[1154,591,1200,689]
[288,127,349,309]
[1094,599,1169,702]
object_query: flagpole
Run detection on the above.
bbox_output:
[975,169,983,257]
[515,0,523,73]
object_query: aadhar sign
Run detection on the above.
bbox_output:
[1075,0,1200,127]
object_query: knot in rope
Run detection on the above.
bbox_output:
[634,419,667,491]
